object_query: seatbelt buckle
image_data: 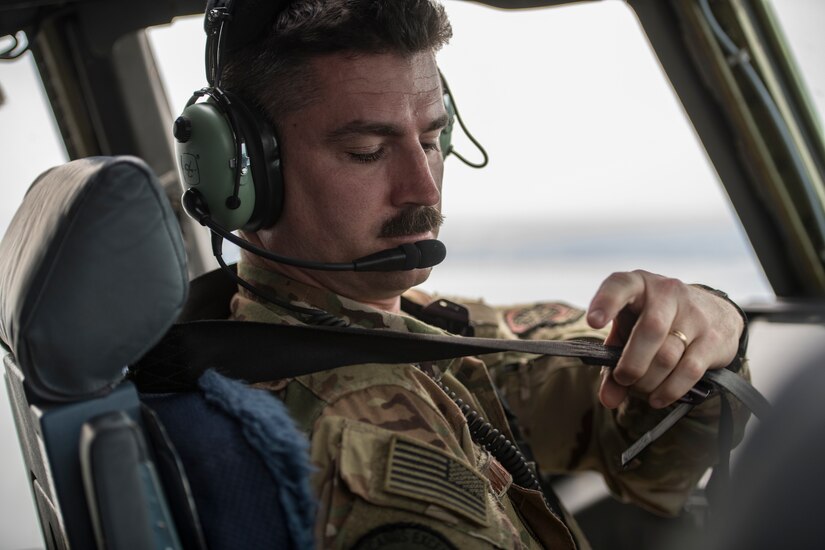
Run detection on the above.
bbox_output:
[678,379,717,405]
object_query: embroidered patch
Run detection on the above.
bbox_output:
[353,523,456,550]
[504,303,583,335]
[479,454,512,500]
[384,436,488,526]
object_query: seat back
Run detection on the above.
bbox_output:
[1,155,316,549]
[0,156,190,549]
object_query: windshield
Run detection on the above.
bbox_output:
[148,1,774,305]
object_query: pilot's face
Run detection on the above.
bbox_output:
[252,51,447,304]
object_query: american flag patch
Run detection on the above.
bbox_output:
[384,436,488,526]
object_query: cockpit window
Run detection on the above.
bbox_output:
[0,52,67,237]
[146,2,773,305]
[430,0,773,305]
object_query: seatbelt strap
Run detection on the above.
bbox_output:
[619,368,771,466]
[706,367,771,418]
[131,320,767,421]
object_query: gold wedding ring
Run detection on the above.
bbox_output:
[669,329,689,348]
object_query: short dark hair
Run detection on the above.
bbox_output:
[222,0,452,125]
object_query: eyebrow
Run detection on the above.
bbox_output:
[326,114,450,142]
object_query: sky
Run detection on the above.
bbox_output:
[0,0,822,547]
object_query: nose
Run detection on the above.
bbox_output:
[389,144,442,208]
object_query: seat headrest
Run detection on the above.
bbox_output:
[0,156,188,401]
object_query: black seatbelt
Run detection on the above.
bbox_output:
[130,319,768,432]
[131,320,624,389]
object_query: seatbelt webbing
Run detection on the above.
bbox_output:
[131,319,767,421]
[706,368,771,419]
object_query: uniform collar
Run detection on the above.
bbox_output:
[231,260,444,335]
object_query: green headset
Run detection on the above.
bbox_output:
[172,2,462,233]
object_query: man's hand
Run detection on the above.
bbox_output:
[586,270,744,410]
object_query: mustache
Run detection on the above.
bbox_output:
[379,206,444,238]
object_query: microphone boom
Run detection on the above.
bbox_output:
[183,189,446,272]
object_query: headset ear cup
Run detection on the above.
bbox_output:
[174,98,256,231]
[226,92,285,230]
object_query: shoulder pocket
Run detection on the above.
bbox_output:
[339,422,490,528]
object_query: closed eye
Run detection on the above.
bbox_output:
[349,149,385,163]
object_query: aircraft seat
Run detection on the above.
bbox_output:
[0,156,312,549]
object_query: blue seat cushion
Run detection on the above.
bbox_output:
[143,370,315,549]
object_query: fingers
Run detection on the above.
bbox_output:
[648,336,716,407]
[610,284,679,387]
[587,271,646,329]
[591,271,683,386]
[631,330,688,395]
[599,368,628,409]
[600,330,693,409]
[587,270,739,410]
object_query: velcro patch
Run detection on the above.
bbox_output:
[480,454,512,500]
[384,436,488,526]
[353,523,456,550]
[504,302,583,335]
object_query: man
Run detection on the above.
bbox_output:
[219,1,749,547]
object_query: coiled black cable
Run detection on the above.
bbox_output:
[422,370,575,530]
[424,371,540,492]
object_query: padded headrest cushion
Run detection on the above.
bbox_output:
[0,157,188,401]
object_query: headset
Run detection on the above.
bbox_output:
[172,0,483,233]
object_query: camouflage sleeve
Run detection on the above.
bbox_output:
[467,299,751,517]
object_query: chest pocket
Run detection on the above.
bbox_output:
[334,420,524,549]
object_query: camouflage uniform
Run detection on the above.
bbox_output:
[230,261,750,549]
